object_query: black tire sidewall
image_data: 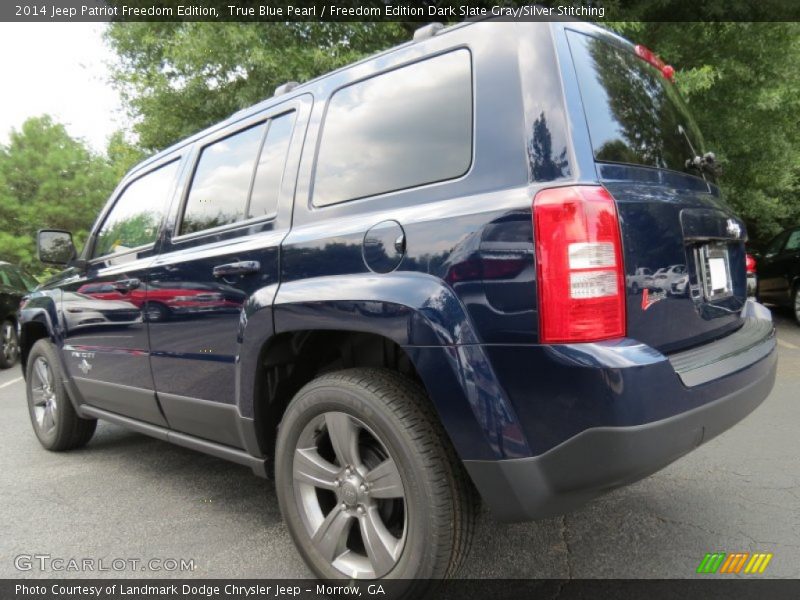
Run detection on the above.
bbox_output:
[25,339,76,449]
[275,377,440,582]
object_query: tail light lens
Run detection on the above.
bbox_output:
[533,186,626,343]
[746,253,757,274]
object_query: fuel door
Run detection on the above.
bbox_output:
[363,220,405,273]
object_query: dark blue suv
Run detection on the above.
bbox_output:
[19,20,776,586]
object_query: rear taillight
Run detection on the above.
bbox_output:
[746,253,757,274]
[533,186,626,344]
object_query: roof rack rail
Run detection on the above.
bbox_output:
[274,81,300,97]
[413,23,444,41]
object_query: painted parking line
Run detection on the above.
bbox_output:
[777,338,800,350]
[0,377,22,389]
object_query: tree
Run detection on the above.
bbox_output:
[0,116,118,273]
[105,22,409,151]
[609,22,800,244]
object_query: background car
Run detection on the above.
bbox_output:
[0,261,37,368]
[755,227,800,321]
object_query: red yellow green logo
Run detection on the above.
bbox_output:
[696,552,773,574]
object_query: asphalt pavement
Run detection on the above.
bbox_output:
[1,311,799,579]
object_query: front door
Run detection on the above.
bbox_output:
[61,157,183,426]
[147,99,308,447]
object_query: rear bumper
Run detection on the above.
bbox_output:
[465,303,777,521]
[464,346,775,521]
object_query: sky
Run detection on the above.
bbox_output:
[0,22,124,153]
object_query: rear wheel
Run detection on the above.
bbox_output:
[275,368,477,589]
[793,285,800,325]
[0,319,19,368]
[25,339,96,450]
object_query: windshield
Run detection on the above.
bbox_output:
[567,30,706,176]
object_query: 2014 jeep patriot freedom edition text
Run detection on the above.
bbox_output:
[19,19,776,585]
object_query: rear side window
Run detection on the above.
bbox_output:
[249,112,295,219]
[567,30,705,174]
[313,49,473,207]
[93,160,179,259]
[181,111,295,235]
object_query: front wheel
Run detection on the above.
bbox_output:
[26,339,96,451]
[275,369,477,589]
[0,319,19,368]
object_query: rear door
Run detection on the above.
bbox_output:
[565,26,748,352]
[59,156,183,425]
[146,97,309,447]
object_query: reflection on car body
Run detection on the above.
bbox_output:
[77,281,245,322]
[60,292,141,331]
[653,264,687,295]
[626,267,654,294]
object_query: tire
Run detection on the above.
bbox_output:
[793,285,800,325]
[275,368,478,590]
[631,282,639,295]
[143,302,169,322]
[25,339,96,451]
[0,319,19,368]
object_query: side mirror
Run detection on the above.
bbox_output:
[37,229,77,266]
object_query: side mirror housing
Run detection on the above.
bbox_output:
[37,229,77,266]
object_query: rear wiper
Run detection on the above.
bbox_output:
[678,124,720,176]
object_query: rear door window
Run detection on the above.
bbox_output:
[181,123,266,235]
[313,49,473,207]
[181,111,296,235]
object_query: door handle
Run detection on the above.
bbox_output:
[112,278,140,291]
[212,261,260,278]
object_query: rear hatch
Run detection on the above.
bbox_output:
[566,28,747,353]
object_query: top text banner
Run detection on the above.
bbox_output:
[2,0,800,22]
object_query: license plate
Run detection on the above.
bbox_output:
[698,243,732,300]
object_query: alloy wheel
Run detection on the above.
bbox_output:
[30,356,58,435]
[292,411,407,578]
[795,289,800,322]
[2,322,18,364]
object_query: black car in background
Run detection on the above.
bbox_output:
[756,227,800,321]
[0,261,36,368]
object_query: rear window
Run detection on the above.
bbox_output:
[313,49,473,207]
[567,30,705,174]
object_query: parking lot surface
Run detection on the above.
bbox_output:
[1,311,799,579]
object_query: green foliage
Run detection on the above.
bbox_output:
[0,116,120,274]
[105,23,409,151]
[609,22,800,244]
